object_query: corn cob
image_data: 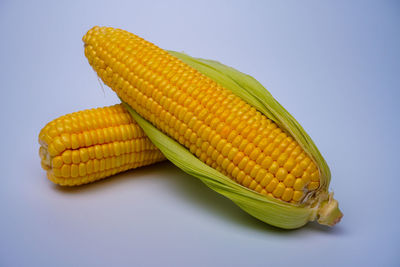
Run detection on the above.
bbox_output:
[82,26,342,228]
[39,104,165,186]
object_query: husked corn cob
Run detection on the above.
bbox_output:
[39,104,165,186]
[83,27,320,204]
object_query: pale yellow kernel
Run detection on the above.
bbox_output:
[53,168,61,177]
[52,156,63,168]
[283,174,295,187]
[307,181,319,191]
[293,178,305,190]
[282,188,294,202]
[272,182,285,198]
[47,144,58,157]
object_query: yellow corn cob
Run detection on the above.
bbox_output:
[82,27,322,204]
[39,104,165,186]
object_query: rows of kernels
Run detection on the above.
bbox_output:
[47,157,164,186]
[83,26,321,203]
[39,104,165,185]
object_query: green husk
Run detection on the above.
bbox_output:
[121,51,341,229]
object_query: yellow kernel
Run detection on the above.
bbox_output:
[255,185,263,193]
[227,147,238,161]
[242,176,253,187]
[255,169,267,182]
[61,165,70,178]
[232,151,245,165]
[291,165,303,177]
[236,171,246,184]
[268,161,279,174]
[79,163,87,176]
[260,156,272,169]
[260,173,274,187]
[276,168,288,181]
[266,178,279,192]
[51,156,62,169]
[79,148,89,162]
[292,190,303,202]
[300,158,311,169]
[249,148,261,161]
[311,170,320,181]
[238,156,249,170]
[277,152,289,166]
[272,182,285,198]
[293,178,305,190]
[95,145,103,159]
[283,174,295,187]
[281,188,294,202]
[70,134,79,149]
[71,150,80,164]
[70,164,79,178]
[283,158,296,172]
[248,181,258,190]
[307,181,319,190]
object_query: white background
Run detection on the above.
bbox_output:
[1,1,399,266]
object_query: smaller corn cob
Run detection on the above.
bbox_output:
[39,104,165,186]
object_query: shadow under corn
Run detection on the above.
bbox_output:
[52,161,344,235]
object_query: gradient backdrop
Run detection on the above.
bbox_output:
[0,0,399,266]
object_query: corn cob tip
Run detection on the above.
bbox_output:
[316,193,343,227]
